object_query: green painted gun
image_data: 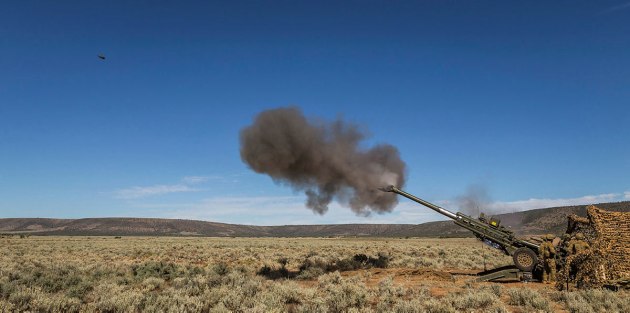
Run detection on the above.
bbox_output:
[380,185,540,271]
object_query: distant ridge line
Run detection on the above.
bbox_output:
[1,201,629,237]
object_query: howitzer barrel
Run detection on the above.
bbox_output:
[380,185,541,272]
[380,185,458,220]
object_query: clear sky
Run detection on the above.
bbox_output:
[1,1,629,225]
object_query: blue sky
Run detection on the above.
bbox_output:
[1,1,629,225]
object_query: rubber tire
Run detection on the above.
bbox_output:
[513,247,538,272]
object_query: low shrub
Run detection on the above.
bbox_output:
[317,272,370,312]
[296,266,325,280]
[421,298,457,313]
[8,288,34,312]
[348,253,389,269]
[449,289,497,310]
[31,292,82,313]
[507,288,551,312]
[256,264,290,279]
[0,299,15,312]
[141,277,166,291]
[555,289,630,313]
[0,278,16,299]
[212,263,229,276]
[66,280,93,299]
[295,253,390,279]
[131,261,182,281]
[86,283,143,312]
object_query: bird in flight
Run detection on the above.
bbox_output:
[98,54,106,60]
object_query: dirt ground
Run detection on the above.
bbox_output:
[373,267,569,313]
[294,266,572,312]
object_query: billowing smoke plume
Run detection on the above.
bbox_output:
[240,107,406,216]
[456,184,493,217]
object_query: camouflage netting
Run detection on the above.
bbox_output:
[558,205,630,289]
[589,206,630,276]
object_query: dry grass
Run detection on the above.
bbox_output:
[0,236,627,312]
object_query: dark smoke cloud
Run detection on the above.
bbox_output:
[456,184,493,217]
[240,107,406,216]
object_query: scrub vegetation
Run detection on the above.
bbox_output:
[0,236,627,312]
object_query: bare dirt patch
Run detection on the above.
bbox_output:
[340,268,453,287]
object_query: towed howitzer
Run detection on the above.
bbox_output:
[380,185,540,272]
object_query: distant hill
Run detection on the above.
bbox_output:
[1,201,629,237]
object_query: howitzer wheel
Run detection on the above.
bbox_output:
[513,247,537,272]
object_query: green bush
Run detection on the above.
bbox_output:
[297,253,390,278]
[256,264,290,279]
[298,256,332,275]
[296,266,325,280]
[0,299,15,312]
[422,298,456,313]
[10,265,89,297]
[87,283,143,313]
[31,293,82,313]
[507,288,551,312]
[390,298,425,313]
[212,263,229,276]
[131,261,182,281]
[336,257,362,271]
[345,253,389,269]
[317,272,370,312]
[0,278,16,299]
[66,280,93,299]
[8,288,33,312]
[555,289,630,313]
[449,289,497,310]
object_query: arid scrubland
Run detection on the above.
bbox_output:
[0,236,627,312]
